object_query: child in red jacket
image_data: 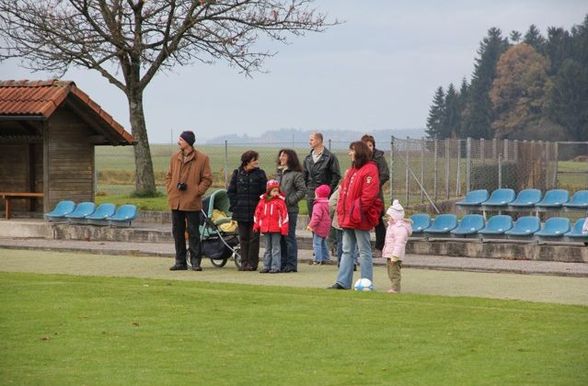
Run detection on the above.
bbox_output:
[307,184,332,265]
[254,180,289,273]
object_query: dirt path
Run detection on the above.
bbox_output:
[1,249,587,306]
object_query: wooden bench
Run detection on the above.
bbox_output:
[0,192,44,220]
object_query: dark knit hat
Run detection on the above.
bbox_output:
[180,131,195,146]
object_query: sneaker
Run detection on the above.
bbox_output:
[327,283,346,290]
[259,268,270,273]
[191,266,203,272]
[283,267,297,273]
[169,265,188,271]
[269,269,280,274]
[387,288,399,294]
[312,261,322,265]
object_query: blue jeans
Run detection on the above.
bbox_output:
[336,229,358,265]
[312,233,330,262]
[263,233,282,271]
[280,212,298,271]
[335,229,373,289]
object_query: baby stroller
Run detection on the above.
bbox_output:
[200,189,242,268]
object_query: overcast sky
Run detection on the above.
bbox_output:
[1,0,586,143]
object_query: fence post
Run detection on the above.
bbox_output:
[456,138,461,196]
[224,140,229,187]
[514,139,518,162]
[498,153,502,188]
[420,137,425,203]
[405,137,410,205]
[480,138,485,165]
[553,141,559,188]
[492,137,497,161]
[466,137,471,192]
[390,136,395,204]
[445,138,450,199]
[433,139,438,201]
[504,139,509,161]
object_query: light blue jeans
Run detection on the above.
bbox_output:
[263,232,282,271]
[312,233,330,262]
[335,229,373,289]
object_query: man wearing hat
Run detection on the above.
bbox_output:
[166,130,212,271]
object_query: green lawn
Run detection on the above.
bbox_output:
[1,272,587,385]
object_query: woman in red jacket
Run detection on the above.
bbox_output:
[328,141,382,289]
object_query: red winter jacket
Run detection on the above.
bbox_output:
[336,161,382,231]
[253,194,289,236]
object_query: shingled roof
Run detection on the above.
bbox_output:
[0,80,134,145]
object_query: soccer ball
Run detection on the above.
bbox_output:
[353,278,374,292]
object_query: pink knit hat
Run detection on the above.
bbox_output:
[315,184,331,199]
[266,179,280,193]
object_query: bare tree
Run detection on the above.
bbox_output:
[0,0,336,195]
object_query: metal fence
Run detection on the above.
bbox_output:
[218,137,588,214]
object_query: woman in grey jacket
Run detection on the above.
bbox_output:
[275,149,306,272]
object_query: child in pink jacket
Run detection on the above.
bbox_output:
[382,199,412,293]
[306,184,331,265]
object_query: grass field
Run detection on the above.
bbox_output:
[1,271,587,386]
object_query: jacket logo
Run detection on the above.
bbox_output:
[366,176,373,184]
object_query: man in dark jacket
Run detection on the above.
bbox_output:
[303,132,341,217]
[166,130,212,271]
[362,134,390,255]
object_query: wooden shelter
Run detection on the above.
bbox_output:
[0,80,134,218]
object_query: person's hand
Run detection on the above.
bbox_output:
[306,226,313,232]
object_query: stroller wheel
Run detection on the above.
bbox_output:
[210,258,228,268]
[232,246,242,270]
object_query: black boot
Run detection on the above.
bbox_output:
[190,255,202,271]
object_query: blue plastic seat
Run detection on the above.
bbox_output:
[535,217,570,237]
[64,202,96,221]
[44,200,76,221]
[565,218,588,240]
[410,213,431,234]
[456,189,489,207]
[451,214,485,236]
[563,190,588,210]
[85,203,117,224]
[482,188,516,208]
[478,215,513,236]
[509,189,542,208]
[108,204,138,227]
[505,216,540,237]
[535,189,569,209]
[424,214,458,235]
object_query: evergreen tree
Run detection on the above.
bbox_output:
[545,27,572,75]
[524,24,546,52]
[443,83,461,138]
[425,86,446,139]
[510,30,522,43]
[461,27,509,139]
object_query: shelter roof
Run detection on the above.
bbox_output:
[0,80,134,145]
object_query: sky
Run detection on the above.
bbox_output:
[1,0,586,143]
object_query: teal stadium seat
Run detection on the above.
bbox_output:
[456,189,489,207]
[85,203,117,225]
[44,200,76,221]
[535,189,569,209]
[451,214,485,236]
[478,215,513,236]
[424,214,458,236]
[505,216,540,237]
[410,213,431,235]
[509,189,542,208]
[482,188,516,208]
[534,217,570,238]
[64,202,96,222]
[563,190,588,210]
[565,218,588,241]
[108,204,138,227]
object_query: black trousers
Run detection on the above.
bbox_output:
[374,209,386,251]
[238,221,260,270]
[172,210,202,267]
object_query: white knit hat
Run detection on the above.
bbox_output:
[387,199,404,220]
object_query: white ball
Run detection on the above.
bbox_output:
[353,278,374,292]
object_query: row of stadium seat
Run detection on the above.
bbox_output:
[410,213,588,241]
[44,201,138,227]
[456,188,588,211]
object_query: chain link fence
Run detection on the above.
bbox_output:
[215,138,587,214]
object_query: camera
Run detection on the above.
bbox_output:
[177,182,187,191]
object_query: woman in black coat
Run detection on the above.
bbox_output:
[227,150,268,271]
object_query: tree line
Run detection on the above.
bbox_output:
[426,15,588,142]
